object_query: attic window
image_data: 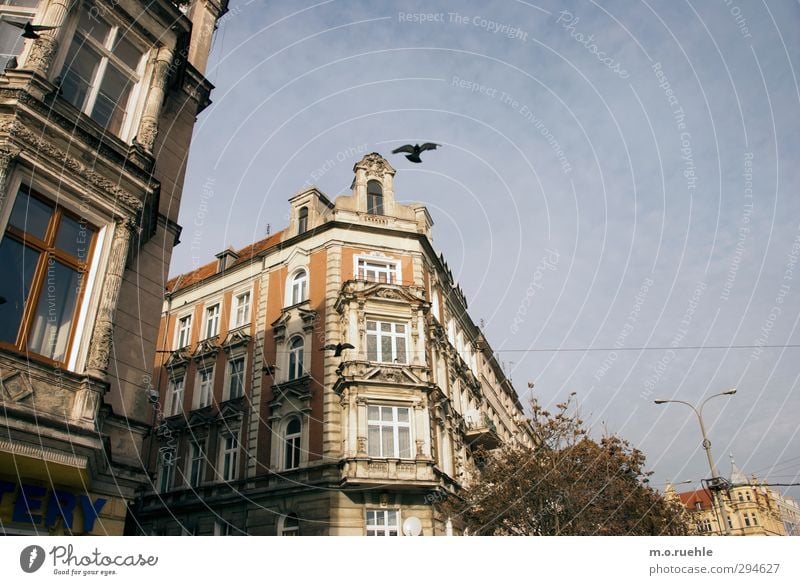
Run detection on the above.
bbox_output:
[216,248,239,272]
[367,180,383,215]
[298,207,308,234]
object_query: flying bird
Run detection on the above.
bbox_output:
[392,143,439,163]
[4,20,58,40]
[322,342,355,357]
[4,56,17,71]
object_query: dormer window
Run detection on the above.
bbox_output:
[298,207,308,235]
[367,180,383,215]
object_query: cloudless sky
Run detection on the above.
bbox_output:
[170,0,800,500]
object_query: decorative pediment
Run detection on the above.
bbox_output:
[364,365,423,386]
[299,307,318,332]
[271,376,312,401]
[164,350,190,369]
[186,407,216,429]
[354,152,396,178]
[271,312,291,343]
[218,398,245,422]
[222,327,251,352]
[193,336,220,360]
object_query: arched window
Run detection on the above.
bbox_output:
[284,417,302,470]
[298,207,308,234]
[281,512,300,536]
[367,180,383,215]
[288,337,304,380]
[291,269,308,305]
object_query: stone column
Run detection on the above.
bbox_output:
[0,144,21,210]
[136,45,174,152]
[86,218,135,379]
[24,0,72,78]
[356,397,368,456]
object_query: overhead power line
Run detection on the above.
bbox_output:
[494,344,800,353]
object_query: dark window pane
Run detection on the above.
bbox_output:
[60,40,102,112]
[8,191,52,240]
[27,260,81,362]
[113,35,142,70]
[0,238,39,344]
[55,214,94,261]
[78,9,110,44]
[92,63,132,132]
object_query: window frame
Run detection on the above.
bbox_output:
[297,206,308,235]
[287,336,304,381]
[231,289,252,328]
[280,513,300,536]
[366,509,399,536]
[365,319,408,364]
[355,256,400,284]
[195,364,214,409]
[204,302,221,339]
[367,404,413,459]
[0,185,98,366]
[175,313,192,349]
[366,180,384,215]
[186,438,205,488]
[226,355,245,400]
[290,269,308,305]
[167,373,185,416]
[0,1,38,70]
[158,449,176,494]
[219,431,239,482]
[284,416,302,470]
[54,3,150,141]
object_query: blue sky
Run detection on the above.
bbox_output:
[171,0,800,499]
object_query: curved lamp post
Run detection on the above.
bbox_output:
[655,389,737,535]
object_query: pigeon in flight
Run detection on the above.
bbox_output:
[392,143,439,163]
[322,342,355,357]
[4,20,58,40]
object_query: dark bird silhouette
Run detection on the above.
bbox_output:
[4,20,58,40]
[4,56,17,70]
[392,143,439,163]
[322,342,355,357]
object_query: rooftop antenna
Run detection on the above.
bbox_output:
[265,223,271,236]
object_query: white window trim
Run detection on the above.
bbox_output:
[230,288,253,329]
[225,354,246,401]
[195,364,214,409]
[353,253,401,285]
[203,301,221,339]
[366,319,408,364]
[167,373,185,417]
[278,513,300,536]
[175,312,193,350]
[366,509,400,536]
[289,268,308,306]
[218,431,240,482]
[286,335,305,381]
[186,438,206,488]
[283,416,302,471]
[367,404,413,459]
[51,4,153,143]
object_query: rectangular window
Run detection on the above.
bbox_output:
[228,357,245,399]
[205,303,220,339]
[220,432,239,481]
[0,187,96,364]
[176,315,192,349]
[367,405,412,458]
[213,521,231,536]
[366,509,399,536]
[366,320,407,363]
[168,375,184,416]
[159,451,175,493]
[187,441,204,488]
[233,291,251,327]
[357,258,398,284]
[0,0,38,69]
[59,8,145,137]
[197,366,214,408]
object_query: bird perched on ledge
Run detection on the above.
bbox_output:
[322,342,355,357]
[3,20,58,40]
[392,143,440,163]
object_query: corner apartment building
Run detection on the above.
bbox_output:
[134,152,534,536]
[0,0,227,535]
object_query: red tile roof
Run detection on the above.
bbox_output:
[166,230,285,294]
[678,489,713,511]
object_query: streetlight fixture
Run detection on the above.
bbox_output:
[654,389,737,535]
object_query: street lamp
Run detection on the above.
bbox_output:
[655,389,737,535]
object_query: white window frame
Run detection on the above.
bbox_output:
[366,320,408,364]
[290,269,308,305]
[54,4,150,141]
[186,439,205,488]
[219,431,239,482]
[158,450,176,493]
[176,313,192,349]
[195,365,214,409]
[280,513,300,536]
[231,289,252,328]
[355,255,400,284]
[287,336,304,380]
[284,417,302,470]
[226,355,245,400]
[0,1,38,69]
[366,509,399,536]
[367,404,413,459]
[204,302,220,339]
[167,374,185,416]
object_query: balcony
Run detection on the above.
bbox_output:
[464,414,501,451]
[340,457,438,488]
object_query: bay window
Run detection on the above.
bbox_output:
[0,187,96,364]
[366,320,407,363]
[367,405,412,459]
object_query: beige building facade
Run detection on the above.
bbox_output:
[134,153,534,535]
[0,0,226,535]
